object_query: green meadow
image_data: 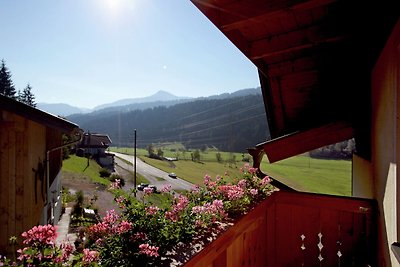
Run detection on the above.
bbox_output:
[260,155,352,196]
[110,147,352,196]
[62,155,110,186]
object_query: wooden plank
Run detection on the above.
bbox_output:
[258,121,354,163]
[15,130,25,239]
[320,209,340,266]
[226,234,243,267]
[213,250,226,267]
[292,204,319,266]
[185,191,376,266]
[184,198,275,267]
[275,191,375,213]
[265,202,276,266]
[220,0,337,31]
[8,127,16,243]
[0,123,10,254]
[275,203,293,266]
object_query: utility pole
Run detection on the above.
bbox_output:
[134,129,137,197]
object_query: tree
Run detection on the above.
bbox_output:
[147,144,155,156]
[19,84,36,107]
[192,149,201,162]
[157,148,164,157]
[216,152,223,163]
[0,59,17,99]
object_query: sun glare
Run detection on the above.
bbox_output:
[100,0,136,20]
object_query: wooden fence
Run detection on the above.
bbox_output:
[184,190,376,267]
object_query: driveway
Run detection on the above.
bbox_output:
[113,152,194,192]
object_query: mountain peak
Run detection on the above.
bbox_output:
[150,90,179,101]
[93,90,186,110]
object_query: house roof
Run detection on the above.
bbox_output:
[191,0,399,162]
[0,95,79,133]
[80,133,112,147]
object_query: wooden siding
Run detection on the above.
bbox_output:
[185,191,376,267]
[0,110,63,255]
[47,127,63,186]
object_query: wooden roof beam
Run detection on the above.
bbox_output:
[257,121,354,163]
[249,23,347,60]
[221,0,337,31]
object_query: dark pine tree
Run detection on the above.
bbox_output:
[0,59,17,99]
[19,84,36,107]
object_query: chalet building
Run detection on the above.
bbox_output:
[0,95,80,255]
[76,133,114,168]
[187,0,400,266]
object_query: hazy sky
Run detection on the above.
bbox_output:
[0,0,259,108]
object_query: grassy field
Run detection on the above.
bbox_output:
[261,155,352,196]
[109,147,248,163]
[110,147,352,196]
[62,155,110,186]
[139,156,244,185]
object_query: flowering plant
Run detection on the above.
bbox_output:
[0,165,276,266]
[0,225,74,267]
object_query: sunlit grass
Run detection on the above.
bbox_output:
[62,155,110,186]
[261,155,352,196]
[110,147,352,196]
[139,156,244,185]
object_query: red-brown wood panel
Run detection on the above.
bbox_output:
[185,191,376,267]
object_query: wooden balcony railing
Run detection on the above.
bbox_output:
[184,190,376,267]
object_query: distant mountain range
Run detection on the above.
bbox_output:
[93,90,190,110]
[38,88,261,116]
[66,89,268,152]
[37,103,91,117]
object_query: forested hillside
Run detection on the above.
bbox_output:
[68,94,270,152]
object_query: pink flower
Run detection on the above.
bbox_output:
[249,167,258,174]
[139,243,159,257]
[216,175,221,181]
[143,187,153,195]
[131,232,148,241]
[115,195,127,208]
[203,174,211,186]
[212,199,224,210]
[161,184,172,193]
[191,184,200,194]
[250,188,258,196]
[218,185,244,200]
[145,206,160,216]
[260,176,271,186]
[238,179,247,189]
[109,179,121,190]
[60,242,74,261]
[88,209,122,238]
[103,209,120,225]
[82,249,99,263]
[165,195,189,221]
[117,220,133,234]
[21,224,58,246]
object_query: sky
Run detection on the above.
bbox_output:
[0,0,260,109]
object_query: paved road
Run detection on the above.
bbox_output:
[113,152,194,192]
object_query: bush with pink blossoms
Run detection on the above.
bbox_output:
[1,164,276,266]
[0,225,74,267]
[187,164,276,217]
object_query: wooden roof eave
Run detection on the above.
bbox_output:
[192,0,398,162]
[257,121,354,163]
[0,95,79,133]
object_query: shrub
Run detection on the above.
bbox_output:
[109,173,125,187]
[99,168,111,178]
[1,164,276,266]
